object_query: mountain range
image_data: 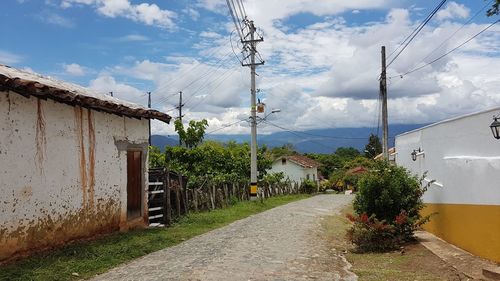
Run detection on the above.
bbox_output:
[151,124,426,154]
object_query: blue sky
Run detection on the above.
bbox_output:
[1,0,499,135]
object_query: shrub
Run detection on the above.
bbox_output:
[301,179,317,194]
[353,161,426,225]
[346,213,400,252]
[347,160,431,251]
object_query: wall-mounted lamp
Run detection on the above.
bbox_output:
[490,115,500,140]
[411,148,423,161]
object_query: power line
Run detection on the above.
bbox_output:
[262,120,386,140]
[153,55,236,108]
[206,119,247,135]
[417,0,493,65]
[387,0,447,67]
[390,19,500,79]
[186,66,240,111]
[261,120,338,151]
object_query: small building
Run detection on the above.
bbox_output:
[268,155,321,186]
[374,147,396,163]
[0,65,171,261]
[395,107,500,263]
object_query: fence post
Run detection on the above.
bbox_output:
[164,167,172,225]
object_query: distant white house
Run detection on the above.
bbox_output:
[268,155,321,186]
[395,106,500,264]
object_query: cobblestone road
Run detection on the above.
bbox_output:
[91,195,357,281]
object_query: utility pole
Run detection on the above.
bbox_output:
[148,92,151,146]
[176,91,184,146]
[380,46,389,160]
[224,0,264,200]
[242,21,264,200]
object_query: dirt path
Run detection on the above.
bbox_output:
[91,195,357,281]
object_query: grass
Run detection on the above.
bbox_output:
[0,194,309,281]
[322,204,459,281]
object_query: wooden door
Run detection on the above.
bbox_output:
[127,151,142,219]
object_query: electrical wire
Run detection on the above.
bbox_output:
[206,119,247,135]
[387,0,448,67]
[417,0,493,65]
[186,66,240,111]
[262,120,381,140]
[390,19,500,79]
[261,120,338,151]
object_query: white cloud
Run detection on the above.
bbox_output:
[63,63,87,76]
[89,73,147,104]
[60,0,177,29]
[0,50,23,64]
[40,11,75,28]
[183,7,200,21]
[75,2,500,135]
[436,1,470,21]
[117,34,149,42]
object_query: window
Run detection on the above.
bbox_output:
[313,174,316,181]
[282,158,286,165]
[306,174,310,180]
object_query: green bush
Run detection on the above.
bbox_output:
[346,213,400,252]
[301,179,317,194]
[347,161,431,251]
[354,161,425,224]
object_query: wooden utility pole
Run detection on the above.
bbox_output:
[176,91,184,146]
[380,46,389,160]
[148,92,152,146]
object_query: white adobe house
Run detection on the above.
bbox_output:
[0,65,171,261]
[395,106,500,263]
[268,155,321,186]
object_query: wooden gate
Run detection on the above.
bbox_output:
[147,168,188,226]
[148,168,169,226]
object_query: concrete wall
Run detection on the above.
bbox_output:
[0,91,150,261]
[269,159,318,185]
[395,107,500,263]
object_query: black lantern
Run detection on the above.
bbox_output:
[411,148,421,161]
[490,116,500,140]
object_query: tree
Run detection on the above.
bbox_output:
[364,134,382,158]
[149,146,166,168]
[174,119,209,148]
[270,143,297,158]
[487,0,499,16]
[335,147,360,159]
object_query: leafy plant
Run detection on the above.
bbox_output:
[301,179,317,194]
[174,119,208,148]
[347,161,432,251]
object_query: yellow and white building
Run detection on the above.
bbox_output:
[395,107,500,263]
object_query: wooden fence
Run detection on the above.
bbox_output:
[147,168,302,226]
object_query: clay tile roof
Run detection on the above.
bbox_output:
[346,166,369,175]
[284,155,321,168]
[0,64,171,123]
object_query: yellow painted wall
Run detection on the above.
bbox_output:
[421,203,500,263]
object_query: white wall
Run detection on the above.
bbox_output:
[269,159,318,185]
[0,91,150,260]
[395,107,500,206]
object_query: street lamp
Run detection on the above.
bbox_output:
[490,115,500,139]
[258,108,281,123]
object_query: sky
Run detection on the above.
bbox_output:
[1,0,499,136]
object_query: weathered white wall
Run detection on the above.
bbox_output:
[395,107,500,206]
[0,91,150,260]
[269,159,318,185]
